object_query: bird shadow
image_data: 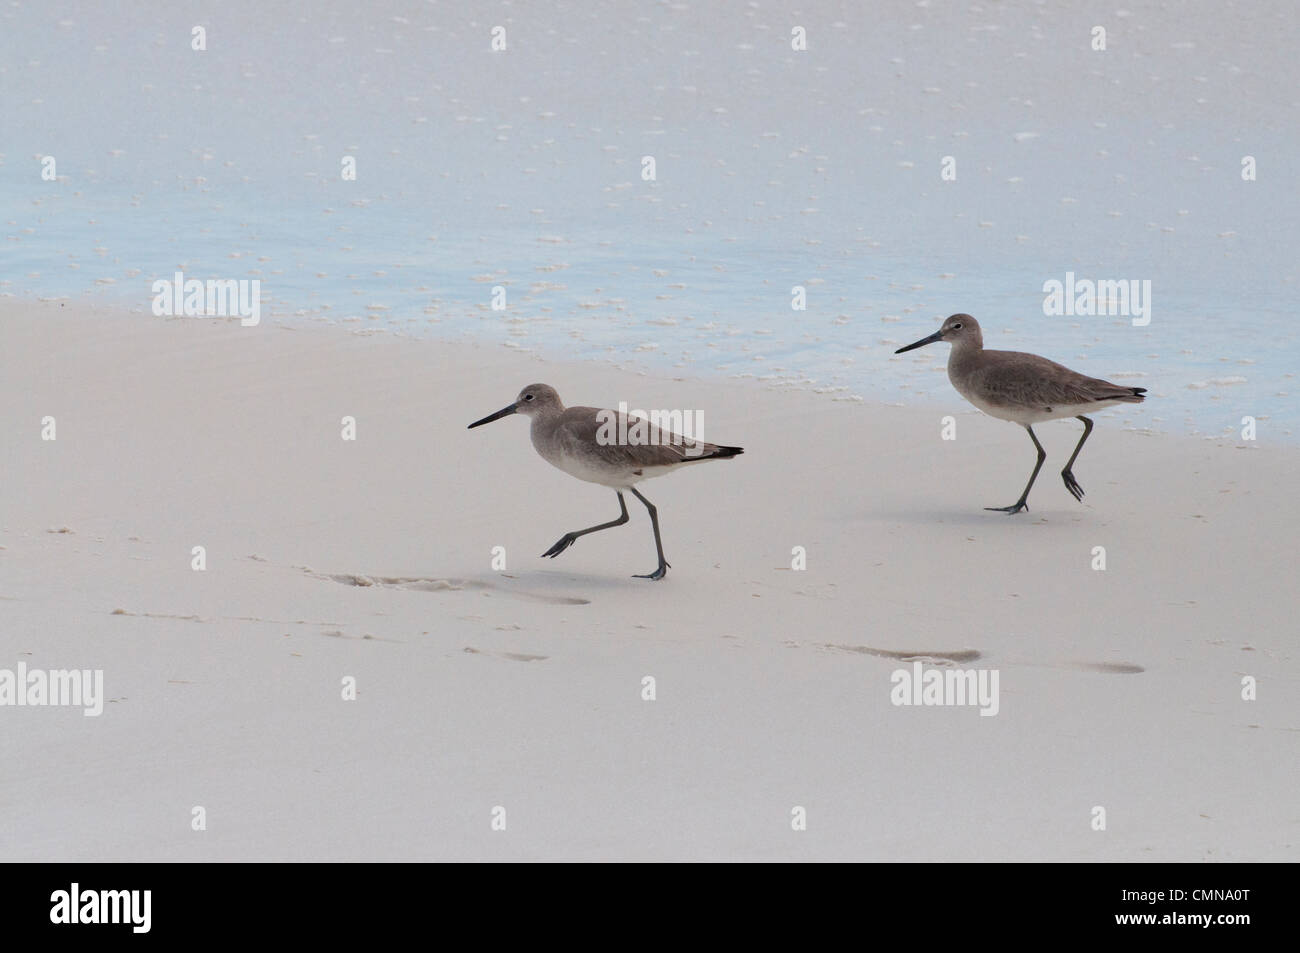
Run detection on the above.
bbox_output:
[513,568,667,594]
[865,506,1094,526]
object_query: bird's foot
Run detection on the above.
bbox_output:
[633,561,670,581]
[985,502,1029,515]
[1062,469,1085,502]
[541,533,578,558]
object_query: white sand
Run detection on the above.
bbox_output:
[1,302,1295,861]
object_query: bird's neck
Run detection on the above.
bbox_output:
[529,410,561,435]
[948,337,982,369]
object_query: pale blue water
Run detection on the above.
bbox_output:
[3,0,1297,439]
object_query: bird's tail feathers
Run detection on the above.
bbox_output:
[707,445,744,459]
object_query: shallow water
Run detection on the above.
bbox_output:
[3,0,1296,438]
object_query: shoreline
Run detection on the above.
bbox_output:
[7,290,1261,447]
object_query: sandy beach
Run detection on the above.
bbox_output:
[1,300,1294,861]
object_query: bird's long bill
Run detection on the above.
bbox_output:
[894,329,944,354]
[467,403,518,429]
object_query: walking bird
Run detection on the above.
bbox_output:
[895,314,1146,513]
[468,384,743,578]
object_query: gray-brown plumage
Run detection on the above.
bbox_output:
[468,384,743,579]
[541,401,741,480]
[896,314,1146,513]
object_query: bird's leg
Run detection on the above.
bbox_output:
[986,425,1046,514]
[1060,415,1094,502]
[628,487,670,580]
[541,492,629,558]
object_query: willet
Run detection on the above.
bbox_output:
[468,384,743,579]
[895,314,1146,513]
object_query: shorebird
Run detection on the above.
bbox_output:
[895,314,1146,513]
[467,384,743,579]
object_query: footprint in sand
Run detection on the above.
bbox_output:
[307,571,589,606]
[822,645,1143,675]
[822,645,982,666]
[1067,661,1145,674]
[111,608,344,627]
[320,629,401,643]
[463,647,548,663]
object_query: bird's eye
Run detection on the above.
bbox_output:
[524,394,534,401]
[952,323,963,329]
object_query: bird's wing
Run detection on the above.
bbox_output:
[975,352,1141,407]
[558,407,727,469]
